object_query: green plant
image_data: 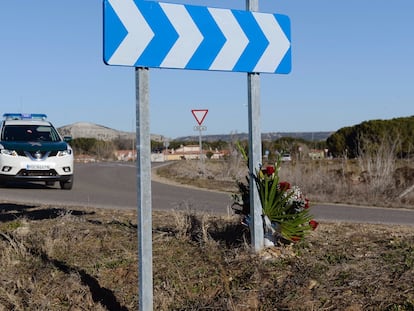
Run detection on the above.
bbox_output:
[232,142,317,243]
[255,161,315,242]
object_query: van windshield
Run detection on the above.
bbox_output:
[1,125,61,142]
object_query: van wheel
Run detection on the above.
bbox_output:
[60,177,73,190]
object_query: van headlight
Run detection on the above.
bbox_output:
[0,144,17,156]
[57,147,73,157]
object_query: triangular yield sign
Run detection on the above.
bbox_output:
[191,109,208,125]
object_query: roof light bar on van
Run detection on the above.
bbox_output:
[3,113,48,120]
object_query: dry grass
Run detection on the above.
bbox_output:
[1,203,413,310]
[156,158,414,208]
[1,155,414,310]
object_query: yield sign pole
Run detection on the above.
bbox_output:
[247,0,264,252]
[135,67,153,311]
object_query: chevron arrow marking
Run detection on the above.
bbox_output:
[106,0,153,66]
[232,11,269,72]
[160,3,203,68]
[134,1,178,68]
[185,6,226,70]
[253,12,290,73]
[208,8,249,71]
[104,0,291,74]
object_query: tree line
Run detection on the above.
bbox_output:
[69,115,413,160]
[326,116,414,158]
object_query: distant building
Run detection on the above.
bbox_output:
[168,145,203,160]
[150,144,228,162]
[308,149,325,160]
[75,154,97,163]
[115,150,136,161]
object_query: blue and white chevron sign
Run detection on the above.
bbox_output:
[103,0,291,74]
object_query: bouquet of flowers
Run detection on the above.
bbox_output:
[232,144,318,244]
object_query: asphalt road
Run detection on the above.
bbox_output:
[1,162,413,226]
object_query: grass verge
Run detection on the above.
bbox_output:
[1,203,413,310]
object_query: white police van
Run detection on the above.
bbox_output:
[0,113,74,189]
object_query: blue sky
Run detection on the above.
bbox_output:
[1,0,413,139]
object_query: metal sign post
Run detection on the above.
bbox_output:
[246,0,264,252]
[135,67,153,311]
[247,73,264,251]
[198,126,203,162]
[193,125,207,171]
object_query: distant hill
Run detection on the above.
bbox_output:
[58,122,134,141]
[58,122,165,142]
[58,122,332,142]
[175,131,333,142]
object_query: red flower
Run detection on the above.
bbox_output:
[279,181,291,190]
[265,166,275,176]
[304,198,310,209]
[309,220,319,230]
